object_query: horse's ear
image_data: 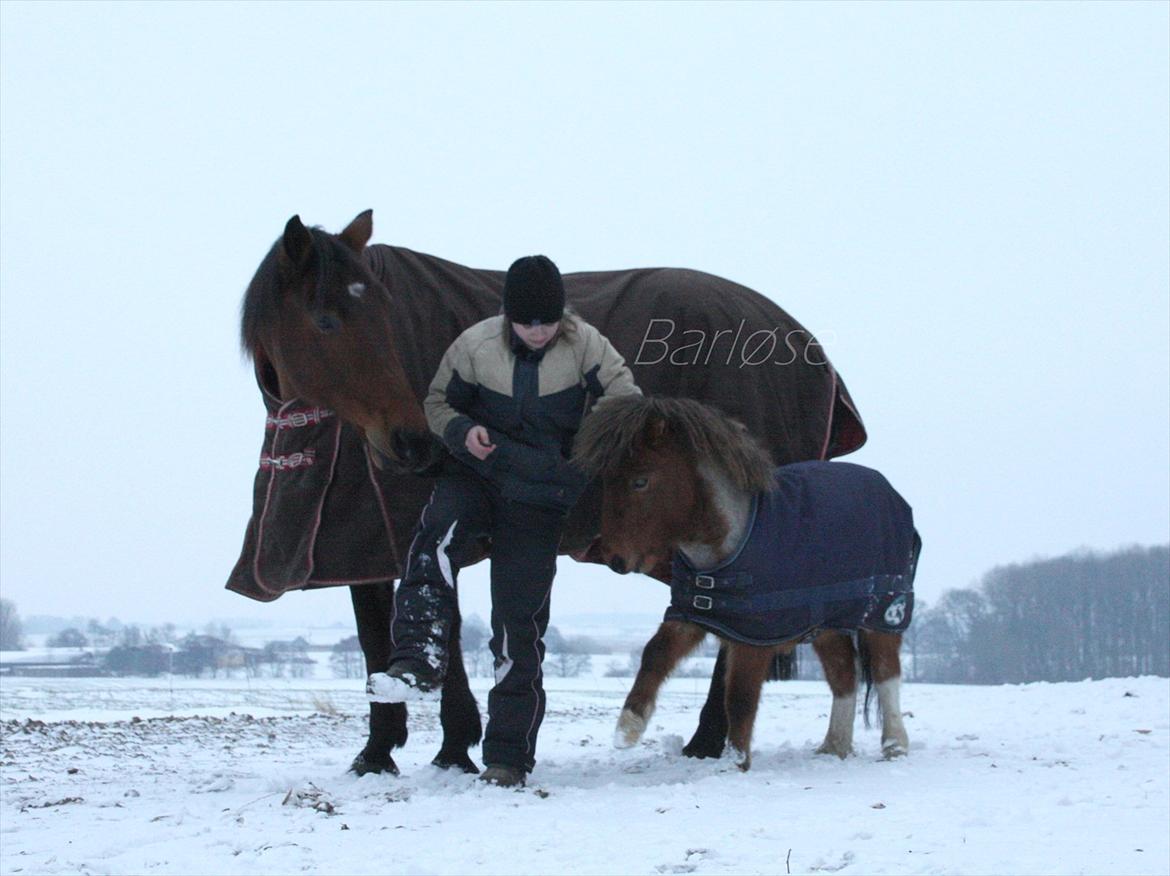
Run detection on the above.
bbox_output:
[339,209,373,254]
[282,215,312,266]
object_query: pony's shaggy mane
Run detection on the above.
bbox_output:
[573,396,775,493]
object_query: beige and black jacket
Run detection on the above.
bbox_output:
[425,313,640,510]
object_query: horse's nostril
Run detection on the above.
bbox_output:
[390,430,412,462]
[608,556,627,575]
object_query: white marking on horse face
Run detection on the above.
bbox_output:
[347,282,366,298]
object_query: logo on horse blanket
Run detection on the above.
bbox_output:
[667,462,920,645]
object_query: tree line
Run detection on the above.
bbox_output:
[902,544,1168,684]
[5,544,1166,684]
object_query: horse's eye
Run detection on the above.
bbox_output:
[347,283,366,298]
[632,477,648,491]
[315,313,341,333]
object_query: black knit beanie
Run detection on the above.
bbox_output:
[503,255,565,326]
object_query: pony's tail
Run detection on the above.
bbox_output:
[857,632,876,730]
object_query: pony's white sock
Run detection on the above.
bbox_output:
[877,677,909,757]
[614,707,649,748]
[817,692,856,758]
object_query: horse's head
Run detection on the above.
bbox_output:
[574,396,772,576]
[595,419,706,575]
[241,210,441,473]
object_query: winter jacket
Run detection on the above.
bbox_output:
[426,314,640,510]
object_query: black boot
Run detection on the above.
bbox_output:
[366,658,444,703]
[479,764,526,788]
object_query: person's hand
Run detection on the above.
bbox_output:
[465,425,497,461]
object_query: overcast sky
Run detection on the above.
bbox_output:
[1,2,1167,635]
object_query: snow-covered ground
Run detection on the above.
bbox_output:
[1,672,1166,875]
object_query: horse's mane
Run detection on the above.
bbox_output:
[573,395,775,493]
[240,227,351,360]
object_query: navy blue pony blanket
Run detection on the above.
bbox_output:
[667,462,921,645]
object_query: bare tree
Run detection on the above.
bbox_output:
[547,651,591,678]
[330,635,365,679]
[47,628,89,648]
[1,599,24,650]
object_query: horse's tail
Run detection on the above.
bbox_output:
[857,631,875,730]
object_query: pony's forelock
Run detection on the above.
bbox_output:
[573,396,774,493]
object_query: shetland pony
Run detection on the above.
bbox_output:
[574,396,920,770]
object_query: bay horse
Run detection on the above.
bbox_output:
[573,396,920,771]
[229,210,868,775]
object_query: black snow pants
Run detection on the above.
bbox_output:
[390,463,565,772]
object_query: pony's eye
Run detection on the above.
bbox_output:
[632,477,648,491]
[315,313,341,333]
[347,283,366,298]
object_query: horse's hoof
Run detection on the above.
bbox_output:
[730,748,752,772]
[432,751,481,774]
[682,736,726,759]
[349,751,399,777]
[881,741,908,760]
[815,741,852,760]
[614,709,647,748]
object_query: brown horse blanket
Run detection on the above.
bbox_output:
[227,372,435,600]
[228,246,866,600]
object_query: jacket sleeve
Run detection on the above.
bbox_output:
[579,320,641,402]
[424,334,477,453]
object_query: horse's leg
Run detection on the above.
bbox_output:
[723,642,777,771]
[682,643,728,759]
[350,581,407,775]
[432,610,483,774]
[812,630,858,759]
[616,621,706,748]
[860,630,909,758]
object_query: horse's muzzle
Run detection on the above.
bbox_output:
[364,425,437,474]
[386,429,444,475]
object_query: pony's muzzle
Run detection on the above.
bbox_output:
[608,555,628,575]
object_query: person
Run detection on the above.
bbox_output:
[367,254,640,787]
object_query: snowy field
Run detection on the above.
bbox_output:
[1,673,1167,876]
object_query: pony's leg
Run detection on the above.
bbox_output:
[350,582,407,775]
[616,621,706,748]
[861,630,909,758]
[812,630,857,759]
[682,643,728,759]
[723,642,777,771]
[432,611,483,774]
